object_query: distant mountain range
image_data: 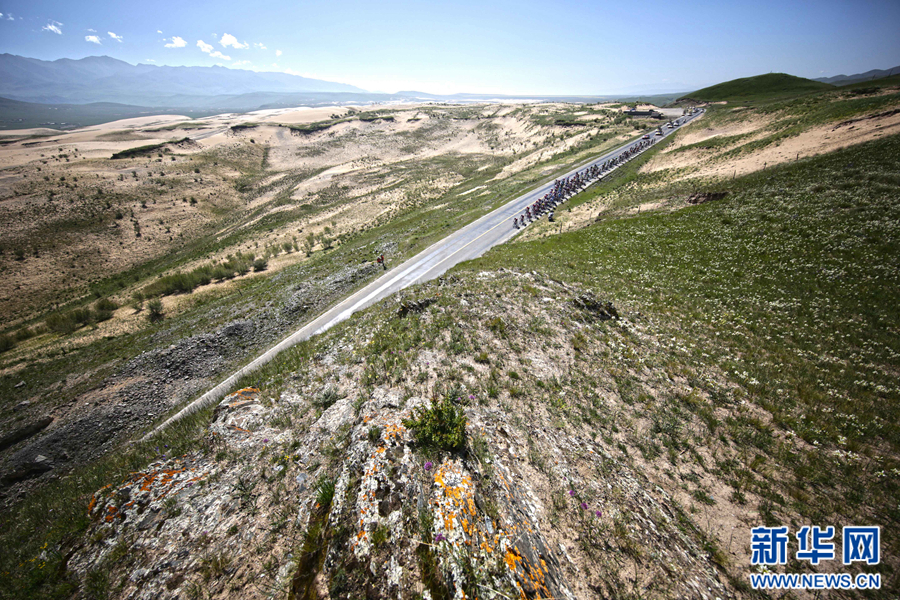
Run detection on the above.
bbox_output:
[0,54,688,127]
[814,66,900,86]
[0,54,367,106]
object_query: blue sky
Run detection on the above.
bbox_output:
[1,0,898,94]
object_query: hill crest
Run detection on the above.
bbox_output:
[680,72,833,104]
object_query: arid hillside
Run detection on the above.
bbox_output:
[1,79,899,599]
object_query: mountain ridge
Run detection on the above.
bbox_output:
[0,53,367,105]
[814,65,900,85]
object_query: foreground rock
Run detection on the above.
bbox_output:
[67,273,740,599]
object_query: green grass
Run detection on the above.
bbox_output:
[463,134,900,556]
[683,73,834,104]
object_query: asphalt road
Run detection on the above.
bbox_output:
[145,109,704,438]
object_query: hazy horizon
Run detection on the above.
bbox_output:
[0,0,898,96]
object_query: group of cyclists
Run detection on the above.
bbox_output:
[513,136,657,229]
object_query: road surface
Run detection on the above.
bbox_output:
[145,109,703,438]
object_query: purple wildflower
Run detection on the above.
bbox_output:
[435,533,445,543]
[568,489,575,497]
[580,502,588,510]
[595,510,602,518]
[263,438,269,443]
[424,461,433,471]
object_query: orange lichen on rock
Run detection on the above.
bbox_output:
[505,546,523,571]
[104,505,118,522]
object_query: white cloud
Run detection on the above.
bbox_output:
[254,42,267,50]
[219,33,248,49]
[1,12,13,21]
[85,35,101,44]
[232,60,251,67]
[145,58,156,63]
[108,31,123,42]
[275,49,282,57]
[42,20,63,35]
[157,30,163,34]
[197,40,230,60]
[87,28,96,32]
[164,36,187,48]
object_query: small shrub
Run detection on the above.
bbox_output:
[252,258,268,272]
[572,332,588,353]
[314,386,344,410]
[71,308,94,327]
[372,524,389,548]
[147,298,164,322]
[474,351,490,364]
[95,298,119,312]
[14,328,34,342]
[368,426,383,444]
[403,396,467,452]
[315,477,336,507]
[212,265,233,281]
[46,312,78,335]
[0,335,15,353]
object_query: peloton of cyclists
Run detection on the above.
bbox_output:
[513,136,655,229]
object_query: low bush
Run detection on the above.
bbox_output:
[147,298,164,322]
[403,396,467,452]
[14,327,34,342]
[95,298,119,312]
[46,312,78,335]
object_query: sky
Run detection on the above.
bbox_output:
[0,0,899,95]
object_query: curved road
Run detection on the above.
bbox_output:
[145,108,703,438]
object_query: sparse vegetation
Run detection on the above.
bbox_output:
[2,89,899,599]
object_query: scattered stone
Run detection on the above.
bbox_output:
[1,455,54,484]
[0,416,53,452]
[397,297,436,317]
[686,191,729,205]
[571,293,619,320]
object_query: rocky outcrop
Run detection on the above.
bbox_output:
[63,273,743,599]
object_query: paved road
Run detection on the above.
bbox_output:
[145,109,703,438]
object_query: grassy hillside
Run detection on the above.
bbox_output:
[469,134,900,581]
[682,72,834,104]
